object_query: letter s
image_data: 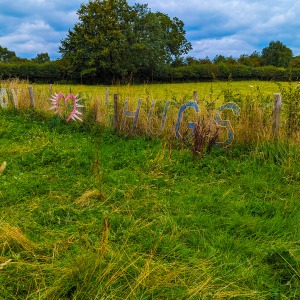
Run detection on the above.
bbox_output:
[214,102,240,147]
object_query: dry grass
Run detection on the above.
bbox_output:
[1,79,300,146]
[0,258,12,270]
[75,189,106,207]
[0,221,36,253]
[0,161,6,174]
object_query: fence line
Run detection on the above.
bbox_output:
[0,84,288,144]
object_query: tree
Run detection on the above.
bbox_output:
[32,53,50,63]
[213,55,226,64]
[262,41,293,67]
[59,0,192,82]
[289,55,300,68]
[185,56,199,66]
[0,45,17,62]
[199,57,211,64]
[238,52,263,67]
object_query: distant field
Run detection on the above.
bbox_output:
[0,79,286,102]
[40,80,283,103]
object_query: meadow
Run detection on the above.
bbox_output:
[1,80,300,299]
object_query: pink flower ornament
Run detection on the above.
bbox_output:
[49,93,84,122]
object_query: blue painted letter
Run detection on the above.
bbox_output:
[147,100,170,136]
[175,101,199,139]
[121,99,142,134]
[214,102,240,147]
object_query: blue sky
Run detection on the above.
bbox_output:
[0,0,299,60]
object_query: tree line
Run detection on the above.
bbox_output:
[1,0,300,84]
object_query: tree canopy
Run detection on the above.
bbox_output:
[262,41,293,67]
[32,53,51,64]
[59,0,192,83]
[0,45,17,62]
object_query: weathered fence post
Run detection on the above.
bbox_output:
[105,88,109,105]
[49,84,53,95]
[28,86,35,108]
[0,88,8,108]
[113,93,119,130]
[193,91,198,103]
[94,101,99,123]
[273,93,282,140]
[11,89,18,109]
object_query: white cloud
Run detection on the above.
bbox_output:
[1,0,300,59]
[18,20,52,33]
[0,0,85,58]
[191,36,255,59]
[0,19,62,58]
[129,0,300,57]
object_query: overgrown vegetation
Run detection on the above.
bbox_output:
[1,79,300,144]
[1,107,300,299]
[1,80,300,298]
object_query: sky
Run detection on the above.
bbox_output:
[0,0,300,60]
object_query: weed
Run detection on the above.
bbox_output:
[192,117,219,158]
[277,81,300,137]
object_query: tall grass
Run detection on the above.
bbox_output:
[0,110,300,300]
[1,79,300,147]
[1,108,300,298]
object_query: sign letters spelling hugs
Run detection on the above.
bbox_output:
[0,87,240,147]
[124,98,240,147]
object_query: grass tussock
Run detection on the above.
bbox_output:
[75,189,106,207]
[0,221,36,253]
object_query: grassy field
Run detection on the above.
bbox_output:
[1,79,300,145]
[1,100,300,299]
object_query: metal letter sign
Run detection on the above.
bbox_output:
[175,101,199,139]
[121,99,142,134]
[147,100,170,136]
[214,102,240,146]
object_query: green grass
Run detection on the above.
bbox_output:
[1,108,300,299]
[44,80,280,100]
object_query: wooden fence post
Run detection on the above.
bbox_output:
[49,84,53,95]
[94,102,99,123]
[193,91,198,102]
[105,88,109,105]
[28,86,35,108]
[11,89,18,109]
[113,93,119,130]
[273,93,282,139]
